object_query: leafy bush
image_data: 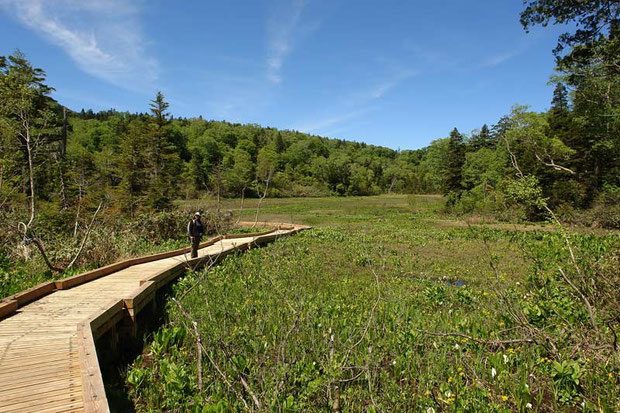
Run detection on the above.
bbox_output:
[589,185,620,229]
[496,176,547,221]
[554,185,620,229]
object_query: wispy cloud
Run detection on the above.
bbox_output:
[480,34,541,69]
[296,68,416,135]
[482,49,523,67]
[266,0,307,84]
[296,109,368,133]
[0,0,157,91]
[346,69,418,103]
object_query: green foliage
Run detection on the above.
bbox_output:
[444,128,466,198]
[127,327,196,411]
[127,196,620,411]
[551,359,584,405]
[145,92,182,210]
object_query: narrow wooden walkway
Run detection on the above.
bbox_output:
[0,224,307,413]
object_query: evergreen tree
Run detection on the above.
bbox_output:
[551,83,570,114]
[548,83,573,148]
[118,118,148,216]
[480,124,493,148]
[444,128,465,198]
[491,116,513,143]
[145,92,181,210]
[274,131,285,153]
[469,124,494,151]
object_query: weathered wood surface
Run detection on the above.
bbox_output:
[0,225,308,413]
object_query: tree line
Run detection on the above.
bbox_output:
[1,1,618,232]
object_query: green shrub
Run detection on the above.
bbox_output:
[496,176,547,221]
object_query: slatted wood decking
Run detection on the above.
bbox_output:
[0,223,308,413]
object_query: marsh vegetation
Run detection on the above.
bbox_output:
[126,195,619,411]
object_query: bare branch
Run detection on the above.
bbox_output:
[253,172,272,229]
[30,236,64,272]
[558,267,598,332]
[65,201,103,271]
[534,153,575,174]
[415,329,534,347]
[172,298,250,410]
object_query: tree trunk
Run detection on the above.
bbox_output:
[25,122,35,228]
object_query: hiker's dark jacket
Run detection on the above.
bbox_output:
[187,219,204,238]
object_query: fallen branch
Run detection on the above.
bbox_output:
[558,267,598,332]
[30,237,64,272]
[239,376,262,410]
[191,320,203,392]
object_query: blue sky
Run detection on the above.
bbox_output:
[0,0,568,150]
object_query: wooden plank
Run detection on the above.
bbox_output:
[83,400,107,413]
[236,221,309,231]
[55,234,223,290]
[77,323,109,413]
[0,368,79,387]
[143,263,185,289]
[0,382,83,403]
[37,402,85,413]
[0,359,80,376]
[0,300,17,320]
[87,300,124,336]
[0,354,77,369]
[55,274,86,290]
[223,228,277,239]
[0,366,80,384]
[4,282,56,308]
[0,389,83,411]
[123,281,156,310]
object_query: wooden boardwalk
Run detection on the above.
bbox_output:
[0,224,307,413]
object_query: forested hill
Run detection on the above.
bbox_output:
[68,105,422,203]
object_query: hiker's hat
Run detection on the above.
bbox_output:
[194,211,201,216]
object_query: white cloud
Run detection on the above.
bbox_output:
[266,0,306,84]
[0,0,157,91]
[295,69,416,136]
[479,38,536,69]
[482,50,520,67]
[347,69,418,103]
[296,109,367,133]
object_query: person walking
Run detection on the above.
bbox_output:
[187,212,204,258]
